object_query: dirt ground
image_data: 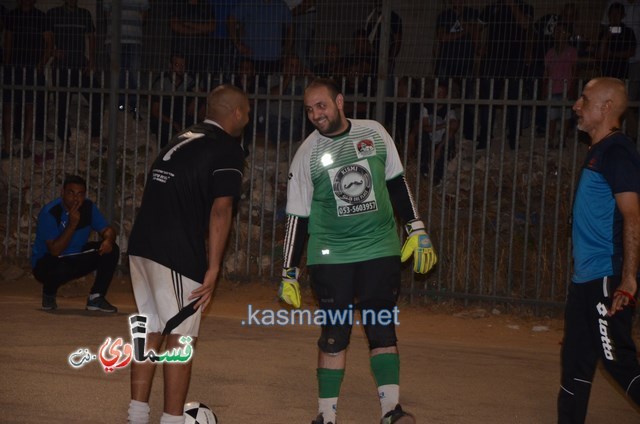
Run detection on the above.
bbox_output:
[1,270,639,424]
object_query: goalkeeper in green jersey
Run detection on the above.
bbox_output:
[279,78,437,424]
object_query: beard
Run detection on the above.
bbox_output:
[317,114,344,136]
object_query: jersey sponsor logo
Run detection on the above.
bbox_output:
[355,139,376,158]
[596,302,615,360]
[328,160,378,217]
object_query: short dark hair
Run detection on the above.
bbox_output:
[306,78,341,100]
[63,174,86,189]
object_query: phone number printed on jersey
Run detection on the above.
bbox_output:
[337,200,378,217]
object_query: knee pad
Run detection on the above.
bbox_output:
[317,324,352,354]
[360,301,398,350]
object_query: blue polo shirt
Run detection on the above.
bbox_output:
[572,132,640,283]
[31,198,108,268]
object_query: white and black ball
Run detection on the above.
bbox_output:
[184,401,218,424]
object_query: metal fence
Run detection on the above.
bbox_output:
[2,68,639,311]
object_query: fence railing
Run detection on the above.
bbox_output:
[2,69,639,311]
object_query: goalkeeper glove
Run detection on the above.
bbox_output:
[279,267,301,308]
[400,219,437,274]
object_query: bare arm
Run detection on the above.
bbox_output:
[189,196,235,310]
[86,31,96,72]
[610,191,640,315]
[98,226,116,255]
[45,202,82,256]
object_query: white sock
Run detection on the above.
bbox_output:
[89,293,101,300]
[318,397,338,423]
[127,399,150,424]
[160,412,185,424]
[378,384,400,417]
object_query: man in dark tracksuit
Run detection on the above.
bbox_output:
[558,77,640,423]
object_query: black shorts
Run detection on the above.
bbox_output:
[308,255,401,312]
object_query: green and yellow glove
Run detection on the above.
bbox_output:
[400,219,437,274]
[279,267,301,308]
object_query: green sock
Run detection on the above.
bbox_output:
[317,368,345,398]
[370,353,400,386]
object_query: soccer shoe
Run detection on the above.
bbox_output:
[86,296,118,313]
[311,413,335,424]
[380,404,415,424]
[42,294,57,311]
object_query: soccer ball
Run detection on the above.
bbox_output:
[184,401,218,424]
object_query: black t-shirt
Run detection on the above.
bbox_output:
[128,121,245,283]
[479,0,534,77]
[435,6,479,78]
[47,6,95,69]
[599,25,637,79]
[4,7,51,67]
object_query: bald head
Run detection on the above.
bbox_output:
[206,85,250,137]
[587,77,628,124]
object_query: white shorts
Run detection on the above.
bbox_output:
[129,255,202,337]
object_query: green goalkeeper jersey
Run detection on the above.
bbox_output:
[286,119,404,265]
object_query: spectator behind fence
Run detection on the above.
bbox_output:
[413,82,459,184]
[313,42,343,79]
[601,0,640,139]
[544,21,578,148]
[150,54,204,148]
[260,55,310,143]
[475,0,534,150]
[532,2,578,136]
[384,76,421,147]
[104,0,149,119]
[228,0,292,77]
[434,0,480,81]
[0,4,5,62]
[169,0,215,76]
[598,3,637,79]
[32,174,119,313]
[285,0,316,70]
[364,0,402,76]
[47,0,103,149]
[2,0,52,160]
[208,0,234,75]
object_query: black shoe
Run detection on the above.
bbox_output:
[86,295,117,313]
[311,413,334,424]
[380,404,415,424]
[42,294,57,311]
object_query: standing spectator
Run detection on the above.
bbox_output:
[544,21,578,147]
[476,0,534,150]
[32,174,119,313]
[413,82,459,184]
[280,78,437,424]
[126,85,249,424]
[150,53,203,148]
[364,0,402,76]
[598,3,637,79]
[0,4,6,63]
[47,0,103,147]
[434,0,480,82]
[228,0,293,77]
[285,0,316,70]
[558,77,640,423]
[601,0,640,138]
[169,0,216,76]
[208,0,234,76]
[104,0,149,118]
[531,3,578,135]
[2,0,53,159]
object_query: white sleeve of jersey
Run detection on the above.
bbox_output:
[379,121,404,180]
[286,142,313,217]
